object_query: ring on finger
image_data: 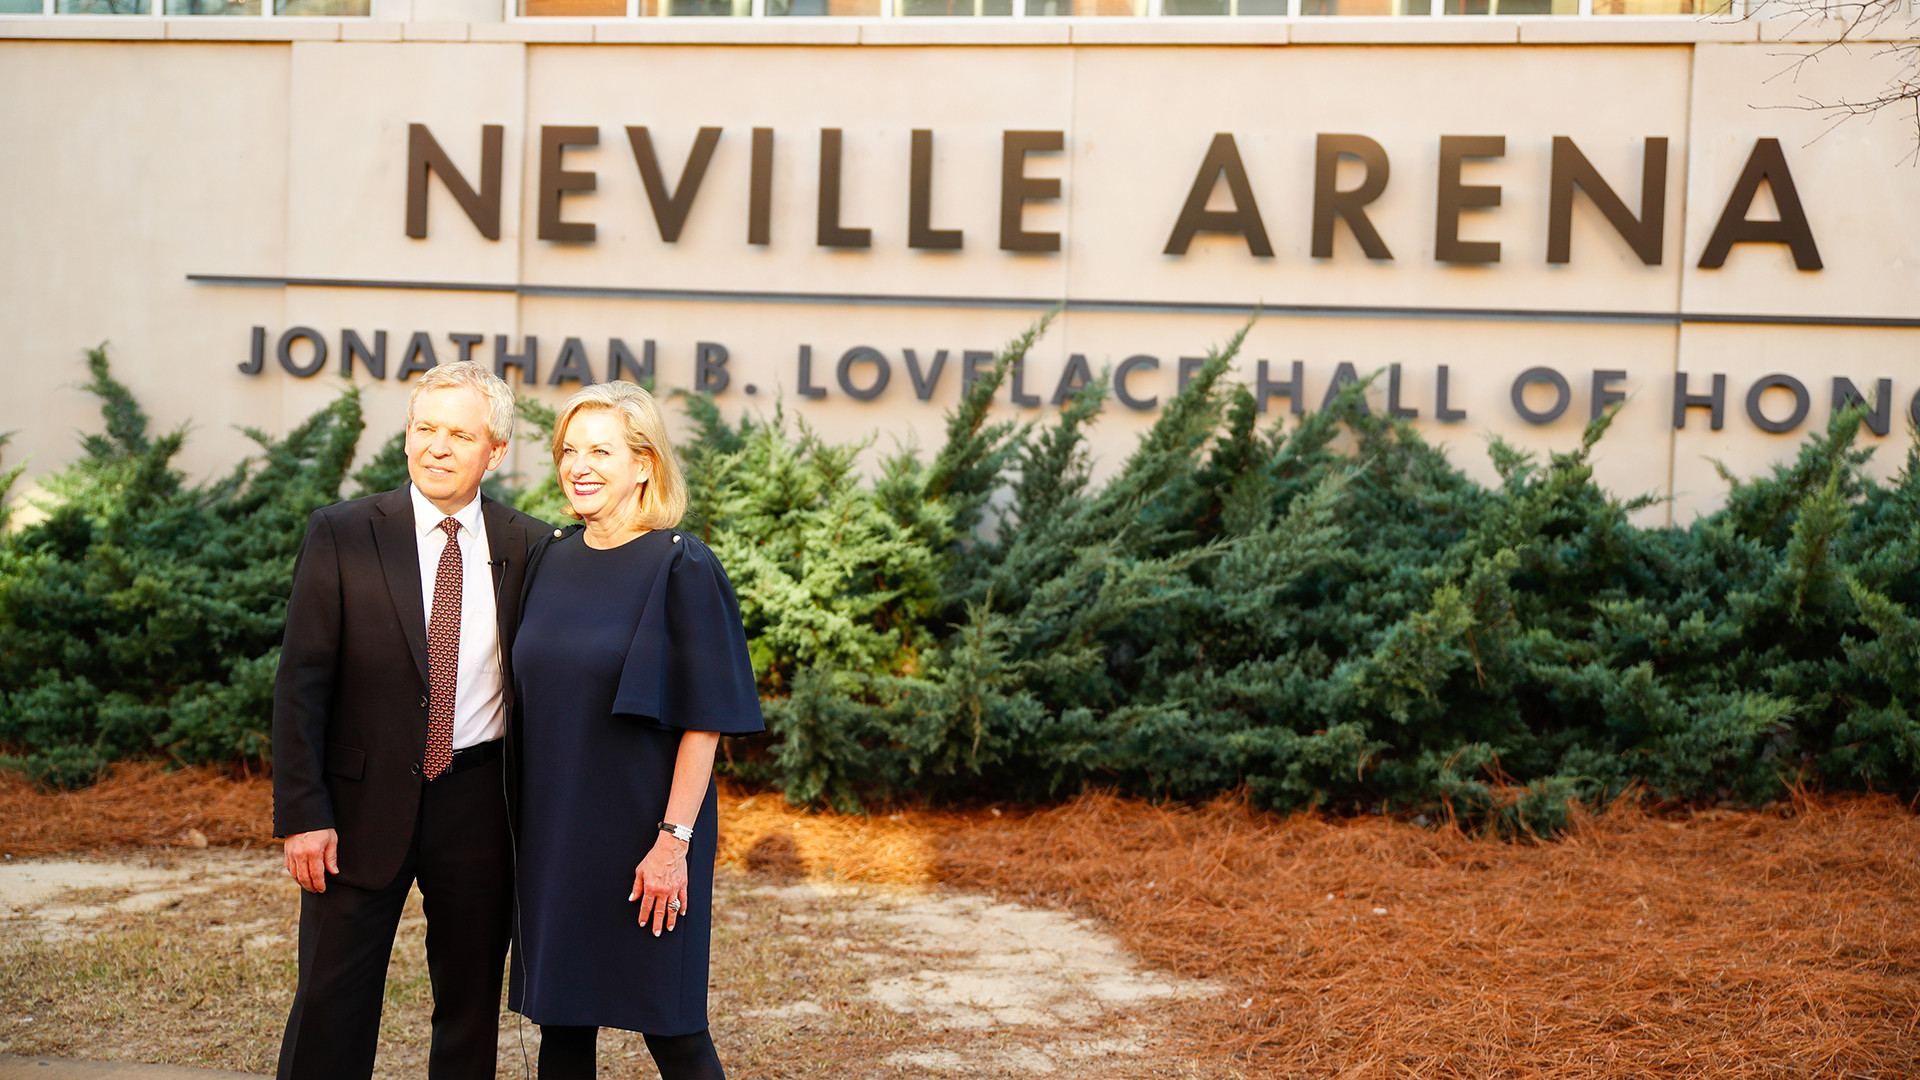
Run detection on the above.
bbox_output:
[667,898,681,911]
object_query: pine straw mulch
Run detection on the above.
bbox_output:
[933,793,1920,1080]
[3,764,1917,1079]
[0,763,276,855]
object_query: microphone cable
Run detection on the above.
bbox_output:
[487,543,533,1080]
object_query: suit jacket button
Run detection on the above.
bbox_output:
[411,763,423,775]
[419,696,428,708]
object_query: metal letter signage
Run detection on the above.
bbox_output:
[406,124,503,241]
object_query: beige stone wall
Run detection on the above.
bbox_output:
[2,29,1916,522]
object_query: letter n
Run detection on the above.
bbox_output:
[1547,136,1666,265]
[407,124,504,241]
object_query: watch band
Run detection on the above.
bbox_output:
[658,821,694,843]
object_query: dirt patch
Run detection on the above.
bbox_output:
[0,853,1215,1078]
[736,881,1218,1074]
[858,888,1217,1028]
[0,861,198,920]
[706,878,1216,1079]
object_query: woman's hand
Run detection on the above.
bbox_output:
[630,833,691,937]
[632,732,718,937]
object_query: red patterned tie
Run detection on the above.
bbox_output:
[423,516,462,780]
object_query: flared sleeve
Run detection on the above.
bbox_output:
[611,531,766,735]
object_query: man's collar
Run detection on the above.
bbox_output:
[408,483,485,538]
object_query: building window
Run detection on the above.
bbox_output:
[900,0,1015,15]
[37,0,372,13]
[53,0,151,11]
[15,0,1742,22]
[1593,0,1730,12]
[1298,0,1410,14]
[1022,0,1144,13]
[1160,0,1294,11]
[276,0,371,12]
[768,0,885,15]
[519,0,887,14]
[164,0,261,13]
[522,0,624,14]
[1437,0,1579,12]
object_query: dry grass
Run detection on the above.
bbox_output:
[4,765,1919,1078]
[0,854,492,1077]
[0,856,928,1079]
[0,854,301,1074]
[0,859,1185,1079]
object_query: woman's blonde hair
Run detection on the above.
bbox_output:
[550,382,688,530]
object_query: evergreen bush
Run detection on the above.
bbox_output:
[0,346,361,786]
[3,334,1916,831]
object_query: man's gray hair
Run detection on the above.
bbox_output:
[406,362,516,446]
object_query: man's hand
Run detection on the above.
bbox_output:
[284,829,340,893]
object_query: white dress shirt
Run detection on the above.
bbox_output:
[410,484,505,751]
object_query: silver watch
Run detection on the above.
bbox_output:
[658,821,694,843]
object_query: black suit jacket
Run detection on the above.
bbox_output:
[271,485,545,890]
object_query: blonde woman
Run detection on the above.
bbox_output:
[507,382,762,1080]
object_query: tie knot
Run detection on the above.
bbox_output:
[439,517,460,539]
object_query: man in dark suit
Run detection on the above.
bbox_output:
[272,361,547,1080]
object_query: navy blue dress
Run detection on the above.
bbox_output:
[507,526,764,1035]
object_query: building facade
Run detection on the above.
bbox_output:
[3,4,1917,520]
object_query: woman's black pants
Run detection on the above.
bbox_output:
[538,1024,725,1080]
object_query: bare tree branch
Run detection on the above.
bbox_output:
[1753,0,1920,159]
